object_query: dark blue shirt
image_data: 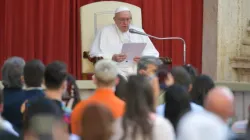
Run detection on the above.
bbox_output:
[2,88,26,131]
[23,88,45,101]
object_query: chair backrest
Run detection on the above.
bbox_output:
[80,1,142,74]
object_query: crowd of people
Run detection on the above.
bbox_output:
[0,56,249,140]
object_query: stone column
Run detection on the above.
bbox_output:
[202,0,250,82]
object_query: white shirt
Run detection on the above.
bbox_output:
[89,24,159,77]
[177,111,229,140]
[0,117,19,137]
[111,114,175,140]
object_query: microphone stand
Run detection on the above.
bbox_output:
[130,30,187,65]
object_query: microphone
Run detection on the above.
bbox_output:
[129,28,187,64]
[129,29,147,35]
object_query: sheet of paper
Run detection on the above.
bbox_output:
[121,43,147,61]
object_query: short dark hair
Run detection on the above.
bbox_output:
[171,66,192,90]
[182,64,198,83]
[23,97,63,133]
[44,61,67,89]
[24,59,45,87]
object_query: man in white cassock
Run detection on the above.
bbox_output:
[89,6,159,77]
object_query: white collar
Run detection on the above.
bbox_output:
[24,87,44,91]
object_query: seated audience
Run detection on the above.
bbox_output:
[0,89,19,140]
[137,56,163,107]
[80,104,114,140]
[190,74,215,107]
[21,59,45,113]
[1,56,26,130]
[111,75,175,140]
[23,59,45,99]
[157,66,203,116]
[23,97,68,140]
[43,61,72,125]
[205,86,234,122]
[204,86,235,138]
[71,59,125,135]
[164,85,191,132]
[177,111,229,140]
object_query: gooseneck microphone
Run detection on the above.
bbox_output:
[129,28,187,64]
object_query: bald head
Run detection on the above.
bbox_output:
[204,86,234,122]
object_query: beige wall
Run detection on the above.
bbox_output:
[203,0,250,82]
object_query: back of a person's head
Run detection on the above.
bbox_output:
[190,75,215,106]
[24,59,45,87]
[182,64,198,83]
[177,111,228,140]
[125,75,155,115]
[171,66,192,90]
[137,56,162,72]
[1,56,25,88]
[23,97,64,140]
[44,61,67,90]
[204,86,234,121]
[121,75,154,140]
[81,104,114,140]
[94,60,118,87]
[115,74,127,100]
[164,84,191,131]
[23,97,63,129]
[24,114,68,140]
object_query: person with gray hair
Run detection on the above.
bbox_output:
[137,56,162,108]
[2,56,25,88]
[1,56,26,131]
[94,59,119,87]
[71,59,125,136]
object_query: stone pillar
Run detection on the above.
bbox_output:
[202,0,250,82]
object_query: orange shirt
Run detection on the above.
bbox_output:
[71,88,125,135]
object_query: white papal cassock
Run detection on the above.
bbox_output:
[89,24,159,77]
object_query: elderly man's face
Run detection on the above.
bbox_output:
[114,11,132,32]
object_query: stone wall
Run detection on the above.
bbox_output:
[203,0,250,82]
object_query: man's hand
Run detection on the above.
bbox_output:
[112,54,127,62]
[133,56,140,63]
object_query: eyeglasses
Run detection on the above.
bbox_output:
[116,18,132,23]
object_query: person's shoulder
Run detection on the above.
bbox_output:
[154,115,172,126]
[190,102,204,112]
[99,24,116,33]
[72,98,93,114]
[153,115,175,138]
